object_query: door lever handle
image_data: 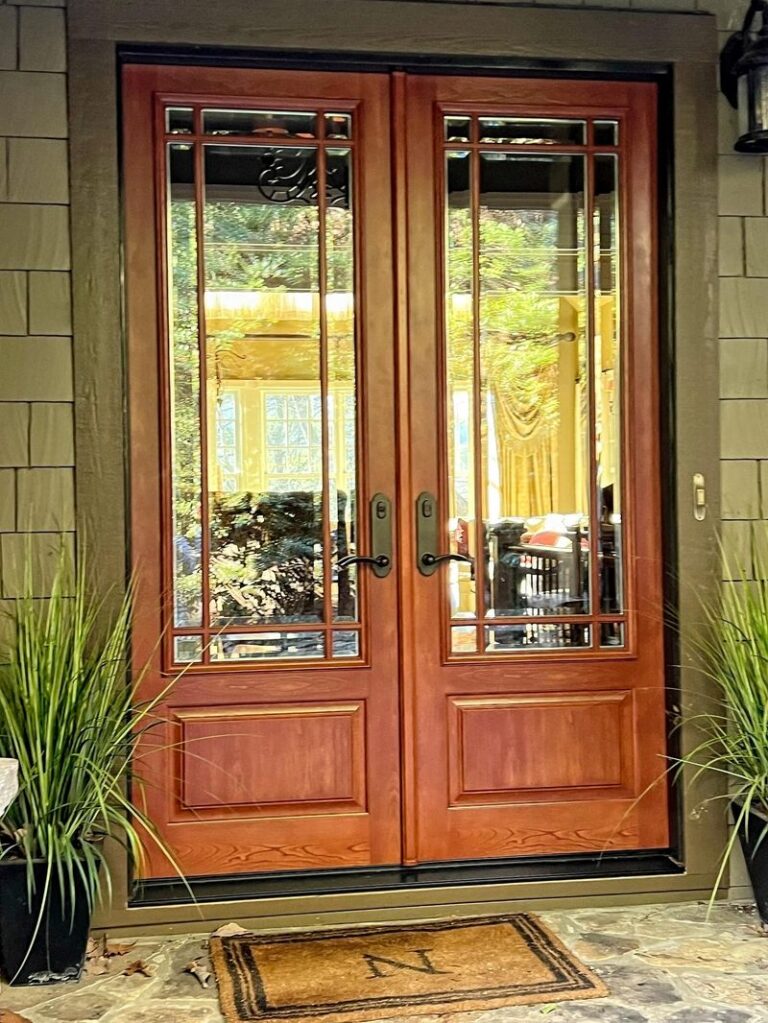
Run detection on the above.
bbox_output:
[338,554,391,571]
[420,552,473,569]
[336,493,392,579]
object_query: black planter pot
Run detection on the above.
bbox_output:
[735,802,768,928]
[0,859,91,985]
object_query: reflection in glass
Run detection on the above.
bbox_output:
[479,153,589,619]
[485,623,590,651]
[168,144,203,627]
[594,155,623,614]
[445,116,471,142]
[202,109,317,138]
[594,121,619,146]
[600,621,624,647]
[204,145,323,629]
[325,113,352,139]
[332,630,360,658]
[174,636,203,663]
[451,625,478,654]
[478,118,585,145]
[326,149,358,622]
[445,151,477,620]
[210,632,325,660]
[167,108,194,135]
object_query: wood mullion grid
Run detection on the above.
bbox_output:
[317,119,335,658]
[469,118,488,657]
[192,108,213,665]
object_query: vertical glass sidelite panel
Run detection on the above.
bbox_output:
[203,144,323,629]
[479,153,590,622]
[445,150,478,622]
[167,143,203,628]
[326,148,359,623]
[594,155,624,615]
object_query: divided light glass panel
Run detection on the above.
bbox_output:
[165,113,359,663]
[594,154,624,625]
[444,115,626,654]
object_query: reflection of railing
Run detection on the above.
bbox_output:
[487,521,618,617]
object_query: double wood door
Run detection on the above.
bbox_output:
[123,64,668,881]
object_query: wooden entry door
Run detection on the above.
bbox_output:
[123,65,402,878]
[123,65,669,882]
[402,75,669,862]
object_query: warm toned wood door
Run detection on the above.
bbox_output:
[401,75,668,863]
[123,65,402,878]
[124,65,669,881]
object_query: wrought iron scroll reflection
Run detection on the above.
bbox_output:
[256,148,349,207]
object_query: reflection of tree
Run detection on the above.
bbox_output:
[210,491,321,624]
[170,173,356,630]
[169,198,203,627]
[447,206,581,434]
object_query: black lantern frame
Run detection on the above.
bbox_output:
[721,0,768,153]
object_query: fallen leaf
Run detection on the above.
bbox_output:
[185,959,211,988]
[539,1007,559,1016]
[0,1012,33,1023]
[85,956,110,977]
[104,940,136,958]
[123,959,153,978]
[211,922,248,937]
[85,935,103,959]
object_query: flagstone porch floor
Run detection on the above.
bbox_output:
[2,901,767,1023]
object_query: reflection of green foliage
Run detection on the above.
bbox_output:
[170,182,582,625]
[170,195,356,624]
[447,206,583,428]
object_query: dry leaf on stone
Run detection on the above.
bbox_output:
[85,956,110,977]
[211,922,249,937]
[185,959,212,988]
[0,1012,33,1023]
[123,959,154,978]
[104,940,136,958]
[85,936,103,959]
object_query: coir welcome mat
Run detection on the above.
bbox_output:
[210,914,608,1023]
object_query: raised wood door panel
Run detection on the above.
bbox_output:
[123,65,402,878]
[403,75,669,862]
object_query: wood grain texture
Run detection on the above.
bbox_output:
[124,65,402,879]
[404,74,669,863]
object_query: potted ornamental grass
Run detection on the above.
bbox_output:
[672,556,768,925]
[0,549,179,984]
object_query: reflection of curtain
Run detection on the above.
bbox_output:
[489,381,559,519]
[500,433,558,519]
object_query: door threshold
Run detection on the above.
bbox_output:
[131,851,683,907]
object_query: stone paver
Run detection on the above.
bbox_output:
[2,902,768,1023]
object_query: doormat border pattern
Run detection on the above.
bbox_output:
[210,913,608,1023]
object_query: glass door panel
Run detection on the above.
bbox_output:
[442,115,625,654]
[165,111,360,664]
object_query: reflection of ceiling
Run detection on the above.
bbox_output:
[204,289,354,332]
[204,291,355,381]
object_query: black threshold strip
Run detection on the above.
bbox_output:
[131,851,683,907]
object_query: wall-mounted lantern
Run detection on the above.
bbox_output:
[721,0,768,152]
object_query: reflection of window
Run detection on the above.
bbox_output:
[215,392,241,492]
[262,389,354,496]
[265,393,323,493]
